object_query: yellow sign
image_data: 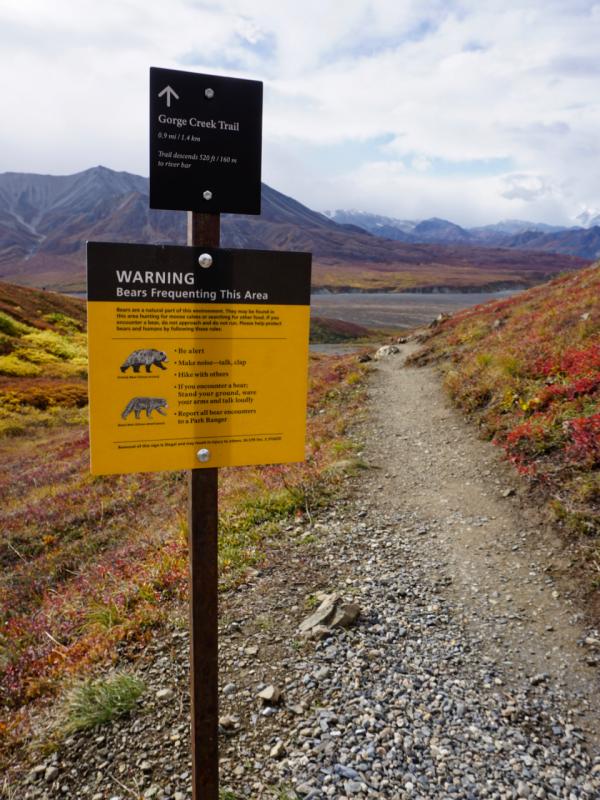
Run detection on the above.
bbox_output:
[87,243,311,475]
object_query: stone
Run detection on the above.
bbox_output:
[44,766,59,782]
[329,603,361,628]
[530,673,549,686]
[257,685,282,704]
[155,687,174,702]
[345,781,363,794]
[337,764,360,779]
[219,715,237,730]
[428,312,451,328]
[296,784,316,797]
[299,593,361,633]
[501,487,516,497]
[374,344,400,360]
[299,593,340,632]
[30,765,46,781]
[301,623,331,641]
[269,740,286,759]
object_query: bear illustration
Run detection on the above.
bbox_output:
[120,349,168,373]
[121,397,168,420]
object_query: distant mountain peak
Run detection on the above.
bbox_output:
[575,208,600,228]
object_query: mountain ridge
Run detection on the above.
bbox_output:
[0,166,590,293]
[325,208,600,259]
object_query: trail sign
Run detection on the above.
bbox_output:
[87,241,311,475]
[149,67,263,214]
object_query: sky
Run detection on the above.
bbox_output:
[1,0,600,226]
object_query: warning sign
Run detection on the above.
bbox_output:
[87,242,311,475]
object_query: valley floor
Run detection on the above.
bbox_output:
[8,345,600,799]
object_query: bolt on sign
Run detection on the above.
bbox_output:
[86,242,311,475]
[149,67,262,214]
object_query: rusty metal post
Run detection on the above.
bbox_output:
[187,211,220,799]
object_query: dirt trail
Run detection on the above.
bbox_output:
[11,343,600,799]
[367,344,600,750]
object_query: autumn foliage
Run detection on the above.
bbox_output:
[0,339,366,761]
[412,263,600,535]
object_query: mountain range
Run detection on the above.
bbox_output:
[0,166,590,293]
[325,210,600,259]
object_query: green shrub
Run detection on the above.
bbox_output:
[0,355,42,377]
[0,311,32,337]
[42,312,82,332]
[64,672,145,732]
[21,330,84,360]
[16,347,60,365]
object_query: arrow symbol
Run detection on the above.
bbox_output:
[158,85,179,107]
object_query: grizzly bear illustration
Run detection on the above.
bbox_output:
[120,349,168,373]
[121,397,168,420]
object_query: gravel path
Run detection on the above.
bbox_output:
[268,348,600,798]
[12,345,600,800]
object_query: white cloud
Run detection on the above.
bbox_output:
[0,1,599,224]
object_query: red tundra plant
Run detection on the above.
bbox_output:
[564,413,600,467]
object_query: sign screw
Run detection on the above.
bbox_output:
[198,253,213,269]
[197,448,211,463]
[205,88,215,99]
[203,190,213,201]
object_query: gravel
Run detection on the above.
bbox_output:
[8,344,600,799]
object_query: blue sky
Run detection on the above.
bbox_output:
[1,0,599,226]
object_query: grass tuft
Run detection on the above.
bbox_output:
[63,672,145,733]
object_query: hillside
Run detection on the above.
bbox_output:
[410,263,600,552]
[3,286,600,796]
[309,316,376,343]
[3,283,600,795]
[0,281,370,770]
[0,167,589,293]
[0,282,85,330]
[0,283,87,437]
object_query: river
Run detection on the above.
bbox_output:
[310,289,520,331]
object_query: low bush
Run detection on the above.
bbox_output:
[0,355,41,377]
[0,312,32,337]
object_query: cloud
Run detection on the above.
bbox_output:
[1,1,599,224]
[500,173,555,202]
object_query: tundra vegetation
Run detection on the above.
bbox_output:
[412,263,600,591]
[0,283,368,765]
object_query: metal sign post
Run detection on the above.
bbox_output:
[188,211,220,800]
[85,64,313,800]
[86,232,311,799]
